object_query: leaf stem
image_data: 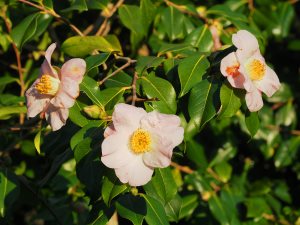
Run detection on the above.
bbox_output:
[131,72,138,106]
[18,0,84,36]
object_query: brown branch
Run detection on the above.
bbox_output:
[131,72,138,106]
[2,10,25,124]
[18,0,84,36]
[98,56,136,86]
[265,125,300,136]
[170,162,194,174]
[96,0,124,36]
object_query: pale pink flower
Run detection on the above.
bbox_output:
[220,30,280,112]
[101,103,184,186]
[25,43,86,131]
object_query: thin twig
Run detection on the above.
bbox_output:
[170,162,194,174]
[2,11,25,124]
[98,57,136,86]
[266,125,300,136]
[18,0,84,36]
[131,72,138,106]
[96,0,124,36]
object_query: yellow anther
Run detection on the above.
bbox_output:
[247,59,266,81]
[130,129,152,154]
[35,74,60,95]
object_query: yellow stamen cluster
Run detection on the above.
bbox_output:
[35,74,60,95]
[247,59,266,81]
[130,129,152,154]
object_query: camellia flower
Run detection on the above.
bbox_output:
[25,43,86,131]
[101,103,184,186]
[220,30,280,112]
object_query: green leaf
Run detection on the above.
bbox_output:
[185,25,213,52]
[277,2,295,38]
[118,5,145,36]
[70,120,104,150]
[86,202,114,225]
[61,35,122,57]
[0,105,27,120]
[11,13,52,49]
[178,53,210,97]
[140,0,156,32]
[245,197,271,218]
[102,171,127,206]
[186,140,208,169]
[144,168,177,204]
[69,101,90,127]
[208,194,230,225]
[186,78,220,137]
[86,0,109,10]
[158,43,194,57]
[62,0,88,12]
[143,195,170,225]
[165,194,182,222]
[245,111,260,137]
[141,76,177,114]
[214,161,232,183]
[98,87,126,110]
[179,195,199,220]
[105,69,132,88]
[0,169,20,217]
[136,56,165,76]
[34,129,42,155]
[161,7,185,41]
[116,194,146,225]
[80,76,103,108]
[207,4,248,23]
[85,53,110,72]
[218,81,243,119]
[274,137,300,168]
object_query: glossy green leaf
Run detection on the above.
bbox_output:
[165,194,182,222]
[11,13,52,49]
[69,101,90,127]
[85,53,110,72]
[0,169,20,217]
[70,120,104,150]
[178,53,210,97]
[185,25,213,52]
[218,81,243,119]
[140,0,156,32]
[0,105,26,120]
[61,35,122,57]
[141,76,177,114]
[98,87,126,110]
[80,76,103,107]
[135,56,165,76]
[102,171,127,206]
[158,43,194,57]
[245,111,260,137]
[86,202,114,225]
[144,168,177,204]
[143,195,170,225]
[116,194,146,225]
[187,78,220,136]
[179,195,199,219]
[62,0,88,12]
[34,129,42,155]
[208,194,230,225]
[214,161,232,183]
[161,7,185,41]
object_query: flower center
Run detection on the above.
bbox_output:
[247,59,266,81]
[35,74,60,95]
[130,129,151,154]
[226,63,240,77]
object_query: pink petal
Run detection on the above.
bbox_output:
[50,77,79,108]
[104,123,116,138]
[101,131,135,169]
[45,104,69,131]
[25,81,51,118]
[41,43,59,79]
[245,89,264,112]
[232,30,259,53]
[255,66,281,97]
[141,111,184,147]
[61,58,86,83]
[220,52,246,89]
[112,103,147,132]
[115,157,154,186]
[143,133,173,168]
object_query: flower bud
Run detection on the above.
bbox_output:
[83,105,106,119]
